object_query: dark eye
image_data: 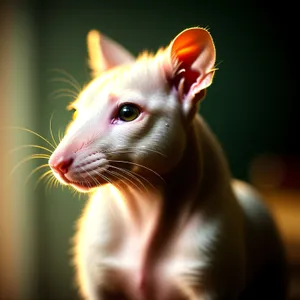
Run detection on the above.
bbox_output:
[118,104,140,122]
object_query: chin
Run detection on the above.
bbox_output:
[69,176,112,193]
[52,169,111,193]
[70,182,96,193]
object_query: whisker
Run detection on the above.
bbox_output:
[25,163,50,186]
[103,170,143,220]
[108,160,165,184]
[70,186,81,199]
[8,126,56,150]
[80,167,101,189]
[104,169,126,185]
[47,173,58,190]
[126,167,156,192]
[10,144,53,154]
[49,113,58,148]
[54,177,60,189]
[103,147,167,158]
[58,128,63,143]
[108,165,144,184]
[107,169,146,195]
[46,174,56,188]
[34,170,53,191]
[87,181,92,189]
[84,168,125,196]
[86,176,92,190]
[93,168,120,188]
[45,173,57,193]
[47,174,60,194]
[58,130,62,142]
[49,69,82,92]
[90,173,101,188]
[11,154,50,176]
[97,173,111,186]
[126,169,156,191]
[117,167,155,191]
[107,166,148,194]
[49,78,81,94]
[49,88,78,98]
[52,93,78,101]
[94,170,129,218]
[86,145,167,159]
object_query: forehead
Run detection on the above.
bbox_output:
[73,56,168,110]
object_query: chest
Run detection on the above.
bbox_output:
[77,191,218,300]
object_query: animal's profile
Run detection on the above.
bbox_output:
[49,27,287,300]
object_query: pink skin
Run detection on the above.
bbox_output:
[49,95,147,192]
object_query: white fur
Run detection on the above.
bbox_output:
[49,28,286,300]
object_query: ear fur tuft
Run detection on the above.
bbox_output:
[87,30,135,77]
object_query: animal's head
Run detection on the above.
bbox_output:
[49,27,216,192]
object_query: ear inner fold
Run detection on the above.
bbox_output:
[169,28,216,102]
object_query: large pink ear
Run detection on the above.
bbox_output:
[87,30,135,77]
[164,28,216,117]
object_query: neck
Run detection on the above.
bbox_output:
[88,115,234,266]
[110,115,232,233]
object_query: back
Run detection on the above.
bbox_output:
[232,180,288,300]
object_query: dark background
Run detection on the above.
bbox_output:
[3,0,298,299]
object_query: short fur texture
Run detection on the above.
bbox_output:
[49,28,287,300]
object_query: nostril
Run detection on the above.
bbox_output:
[52,157,74,175]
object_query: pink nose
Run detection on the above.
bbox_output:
[50,156,74,175]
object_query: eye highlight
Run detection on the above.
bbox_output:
[118,104,140,122]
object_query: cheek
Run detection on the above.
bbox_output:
[106,113,187,175]
[109,115,150,145]
[160,121,186,169]
[136,117,186,174]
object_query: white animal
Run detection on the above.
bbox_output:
[49,28,287,300]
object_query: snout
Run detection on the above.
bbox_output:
[49,149,109,191]
[49,154,74,183]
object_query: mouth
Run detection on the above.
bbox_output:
[51,168,111,192]
[49,151,112,192]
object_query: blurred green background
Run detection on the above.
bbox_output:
[2,0,298,299]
